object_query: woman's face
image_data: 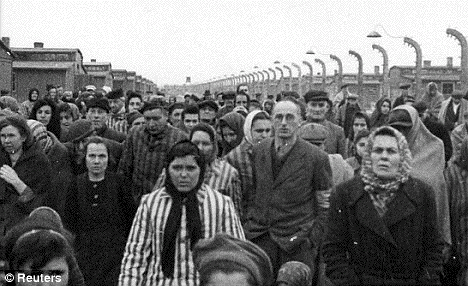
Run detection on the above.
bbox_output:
[0,125,25,154]
[18,257,69,286]
[353,118,367,138]
[251,119,272,145]
[355,136,368,158]
[168,155,200,192]
[30,91,39,101]
[381,101,391,115]
[60,111,73,129]
[86,143,108,176]
[191,131,214,163]
[36,105,52,127]
[370,135,401,179]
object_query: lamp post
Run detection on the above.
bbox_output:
[314,58,327,90]
[349,50,364,96]
[268,68,278,95]
[403,37,422,98]
[291,63,302,96]
[447,28,468,90]
[275,66,284,92]
[372,44,389,98]
[302,61,313,90]
[283,65,293,91]
[263,70,270,95]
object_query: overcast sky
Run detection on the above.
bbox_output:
[1,0,467,86]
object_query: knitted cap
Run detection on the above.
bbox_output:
[298,123,328,143]
[62,119,94,143]
[26,120,51,150]
[87,97,110,113]
[193,234,273,286]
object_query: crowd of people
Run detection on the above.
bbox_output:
[0,80,467,285]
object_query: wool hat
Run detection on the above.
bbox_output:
[198,100,219,113]
[62,119,94,143]
[27,120,52,151]
[193,234,273,286]
[388,109,413,127]
[277,261,312,286]
[298,123,328,143]
[87,97,110,113]
[452,89,464,99]
[303,90,329,103]
[106,88,124,100]
[127,111,144,126]
[222,91,236,100]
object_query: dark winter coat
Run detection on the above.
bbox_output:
[323,176,444,285]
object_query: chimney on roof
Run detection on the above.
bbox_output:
[447,57,453,68]
[91,59,96,62]
[374,66,380,76]
[1,37,10,49]
[423,60,431,68]
[34,42,44,48]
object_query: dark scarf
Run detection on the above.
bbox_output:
[161,167,203,278]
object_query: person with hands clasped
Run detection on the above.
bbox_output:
[0,115,52,259]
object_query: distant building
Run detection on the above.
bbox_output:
[125,71,136,92]
[135,75,142,93]
[0,37,14,96]
[389,57,460,100]
[83,59,113,89]
[11,42,87,102]
[112,69,127,90]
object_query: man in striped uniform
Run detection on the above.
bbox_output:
[119,140,244,285]
[106,88,128,134]
[118,102,187,203]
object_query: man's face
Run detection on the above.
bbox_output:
[273,101,301,139]
[200,106,216,125]
[306,100,327,121]
[224,99,234,109]
[87,107,108,129]
[144,108,168,135]
[109,97,124,114]
[235,95,248,109]
[183,113,199,132]
[128,97,143,113]
[191,130,214,163]
[170,108,184,126]
[238,85,249,94]
[57,86,64,97]
[48,88,57,100]
[452,96,461,105]
[353,117,367,136]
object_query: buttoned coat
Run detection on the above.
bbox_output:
[245,137,332,252]
[323,176,444,285]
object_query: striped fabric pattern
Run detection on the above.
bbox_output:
[107,114,128,134]
[444,163,468,268]
[118,184,245,286]
[153,158,242,217]
[118,125,188,198]
[223,140,254,221]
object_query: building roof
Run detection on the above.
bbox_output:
[83,62,111,66]
[12,47,83,57]
[390,65,461,70]
[12,61,74,70]
[401,74,461,81]
[0,40,14,58]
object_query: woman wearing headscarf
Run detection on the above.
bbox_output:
[370,98,392,129]
[154,123,242,216]
[20,88,39,118]
[219,111,245,156]
[323,126,444,285]
[444,137,468,285]
[119,140,244,285]
[388,105,451,251]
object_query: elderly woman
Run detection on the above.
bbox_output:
[0,116,51,255]
[64,136,136,286]
[119,140,244,285]
[323,126,444,285]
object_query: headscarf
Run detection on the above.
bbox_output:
[276,261,312,286]
[389,105,450,244]
[162,140,205,278]
[189,123,218,164]
[219,111,245,156]
[27,120,53,154]
[370,98,391,129]
[360,126,412,216]
[243,110,269,145]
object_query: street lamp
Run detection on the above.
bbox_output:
[262,70,270,95]
[291,63,302,96]
[302,61,314,90]
[314,59,327,90]
[329,55,343,89]
[283,64,293,91]
[275,66,284,92]
[268,68,278,94]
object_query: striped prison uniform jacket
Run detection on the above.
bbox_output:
[117,124,188,200]
[153,158,242,217]
[118,184,245,286]
[107,111,128,134]
[224,139,254,222]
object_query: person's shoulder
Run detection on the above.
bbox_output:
[403,176,436,201]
